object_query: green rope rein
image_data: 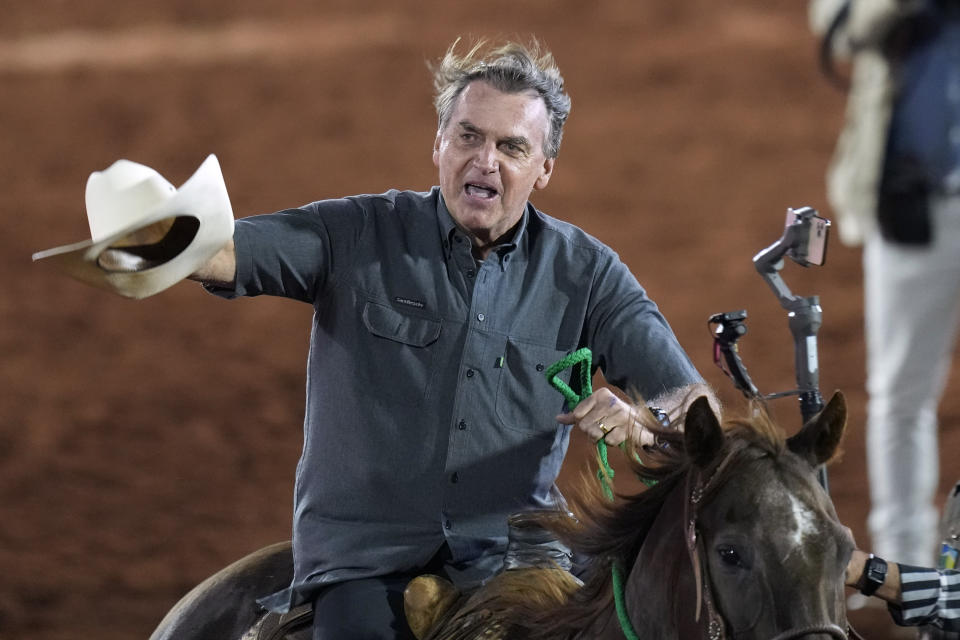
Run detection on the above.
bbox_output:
[545,348,641,640]
[544,349,617,499]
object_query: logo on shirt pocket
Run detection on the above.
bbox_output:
[393,296,425,309]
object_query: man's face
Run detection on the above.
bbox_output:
[433,81,555,254]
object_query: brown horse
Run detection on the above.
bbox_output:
[413,392,855,640]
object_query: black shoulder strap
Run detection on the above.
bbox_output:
[818,0,853,90]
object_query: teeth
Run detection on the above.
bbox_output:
[466,184,496,198]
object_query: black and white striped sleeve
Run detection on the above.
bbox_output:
[888,564,960,631]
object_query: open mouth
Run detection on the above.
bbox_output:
[464,183,499,199]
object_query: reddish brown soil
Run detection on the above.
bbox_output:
[3,2,958,638]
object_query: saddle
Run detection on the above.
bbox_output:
[241,605,312,640]
[240,566,574,640]
[237,577,460,640]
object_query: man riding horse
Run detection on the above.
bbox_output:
[184,37,715,639]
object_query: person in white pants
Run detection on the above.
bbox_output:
[810,0,960,571]
[865,196,960,566]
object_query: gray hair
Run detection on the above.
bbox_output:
[430,38,571,159]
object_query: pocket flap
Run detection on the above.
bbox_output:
[362,301,441,347]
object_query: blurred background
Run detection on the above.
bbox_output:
[2,1,958,638]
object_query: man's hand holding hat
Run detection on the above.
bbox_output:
[32,154,234,299]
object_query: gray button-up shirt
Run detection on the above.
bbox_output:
[208,187,702,609]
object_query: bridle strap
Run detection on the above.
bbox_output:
[767,623,849,640]
[693,538,726,640]
[684,470,707,625]
[683,443,744,639]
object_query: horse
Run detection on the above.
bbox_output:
[149,541,301,640]
[409,392,856,640]
[150,392,855,640]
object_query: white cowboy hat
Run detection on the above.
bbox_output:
[32,154,234,299]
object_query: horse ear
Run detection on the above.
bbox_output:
[684,396,724,468]
[786,391,847,467]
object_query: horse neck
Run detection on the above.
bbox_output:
[563,477,696,640]
[622,472,706,640]
[570,611,638,640]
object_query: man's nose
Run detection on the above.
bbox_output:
[472,143,498,172]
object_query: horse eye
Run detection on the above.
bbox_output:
[716,544,744,567]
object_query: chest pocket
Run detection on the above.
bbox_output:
[359,301,441,405]
[495,339,571,433]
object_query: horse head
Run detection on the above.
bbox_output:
[404,392,855,640]
[630,391,852,640]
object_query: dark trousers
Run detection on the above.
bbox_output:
[311,544,453,640]
[311,575,417,640]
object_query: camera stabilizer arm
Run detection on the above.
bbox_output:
[753,207,825,426]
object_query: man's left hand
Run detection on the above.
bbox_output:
[555,388,645,446]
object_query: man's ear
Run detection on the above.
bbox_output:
[534,157,555,191]
[432,131,442,168]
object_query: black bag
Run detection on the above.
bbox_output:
[877,153,933,245]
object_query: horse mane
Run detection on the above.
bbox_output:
[514,398,788,639]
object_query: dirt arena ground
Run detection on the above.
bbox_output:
[3,2,960,638]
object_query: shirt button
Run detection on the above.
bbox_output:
[536,363,545,372]
[477,313,485,322]
[444,519,453,530]
[466,269,475,279]
[450,472,459,483]
[466,369,475,378]
[458,420,467,430]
